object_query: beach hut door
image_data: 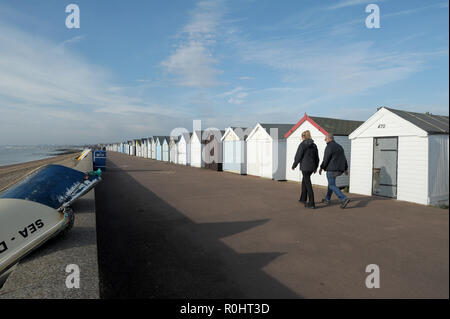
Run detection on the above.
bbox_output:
[372,137,398,198]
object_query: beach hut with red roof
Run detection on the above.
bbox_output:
[285,113,363,187]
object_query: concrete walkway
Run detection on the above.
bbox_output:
[0,154,100,299]
[95,152,448,299]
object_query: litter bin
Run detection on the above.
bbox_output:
[93,150,107,171]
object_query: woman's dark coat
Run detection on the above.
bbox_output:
[292,139,320,172]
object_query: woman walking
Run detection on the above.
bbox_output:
[291,130,319,209]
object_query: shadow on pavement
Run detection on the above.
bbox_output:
[345,195,390,209]
[95,160,300,299]
[106,168,169,173]
[310,194,391,209]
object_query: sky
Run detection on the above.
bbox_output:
[0,0,448,145]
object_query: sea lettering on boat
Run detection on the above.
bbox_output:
[36,219,44,228]
[0,241,7,254]
[18,219,45,238]
[18,228,28,238]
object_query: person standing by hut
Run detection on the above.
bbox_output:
[291,130,320,209]
[319,133,351,209]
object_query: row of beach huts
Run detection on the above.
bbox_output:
[104,107,449,206]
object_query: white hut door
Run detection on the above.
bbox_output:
[178,143,186,164]
[247,141,258,176]
[261,140,272,178]
[372,137,398,198]
[192,143,200,166]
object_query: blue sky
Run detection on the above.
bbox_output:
[0,0,448,145]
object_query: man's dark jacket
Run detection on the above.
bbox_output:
[320,140,348,172]
[292,139,319,172]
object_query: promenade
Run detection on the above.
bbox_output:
[95,152,449,299]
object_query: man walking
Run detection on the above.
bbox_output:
[319,133,351,209]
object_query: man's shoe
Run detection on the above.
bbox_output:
[340,198,351,209]
[321,198,330,205]
[305,203,316,209]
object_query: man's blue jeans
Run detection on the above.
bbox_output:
[325,171,347,202]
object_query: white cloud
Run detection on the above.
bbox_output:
[0,23,137,109]
[162,0,224,88]
[217,86,249,105]
[0,22,185,144]
[183,0,223,40]
[328,0,382,10]
[59,35,85,47]
[221,4,448,120]
[162,41,222,87]
[383,2,450,18]
[228,94,247,105]
[234,35,444,95]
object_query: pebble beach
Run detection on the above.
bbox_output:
[0,150,81,192]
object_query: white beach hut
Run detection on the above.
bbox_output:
[349,107,449,205]
[129,140,136,156]
[146,138,152,158]
[155,136,164,161]
[162,137,170,162]
[285,113,363,187]
[141,138,148,158]
[221,127,249,175]
[136,140,141,157]
[177,133,191,166]
[204,129,225,171]
[136,139,142,157]
[246,123,293,181]
[134,141,139,156]
[151,137,157,160]
[169,137,179,164]
[136,139,141,157]
[190,131,205,168]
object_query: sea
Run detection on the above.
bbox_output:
[0,145,79,167]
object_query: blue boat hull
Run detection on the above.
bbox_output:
[0,165,101,210]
